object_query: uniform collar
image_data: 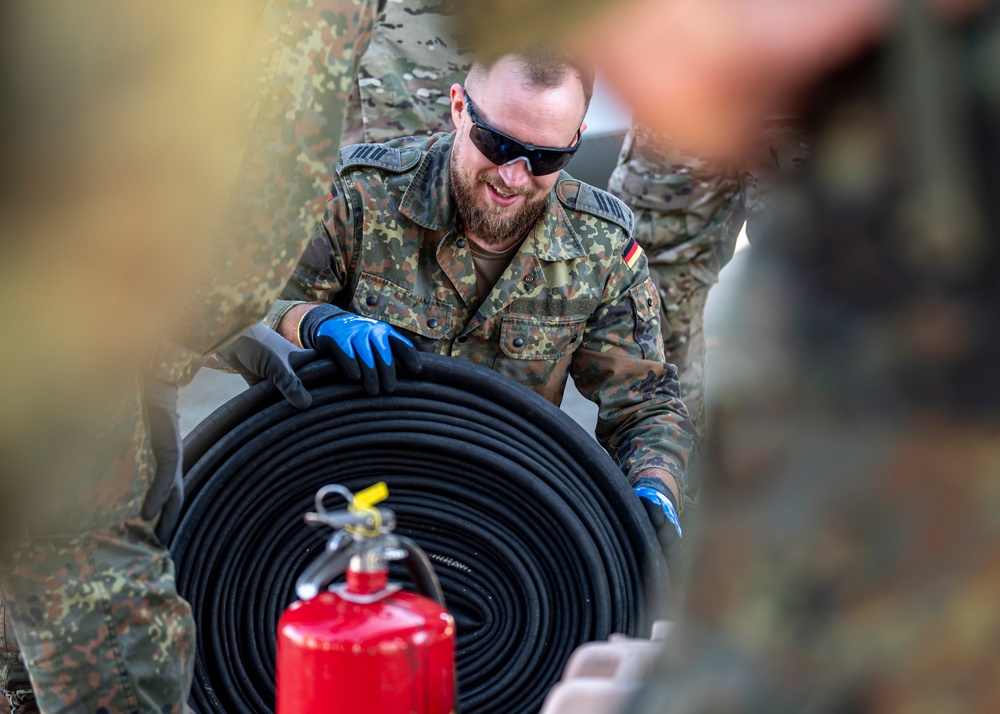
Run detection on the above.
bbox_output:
[399,133,589,262]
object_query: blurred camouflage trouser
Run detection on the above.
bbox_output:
[0,381,182,713]
[1,601,33,714]
[0,521,194,713]
[608,125,746,435]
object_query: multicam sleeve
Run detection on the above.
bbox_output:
[570,240,697,498]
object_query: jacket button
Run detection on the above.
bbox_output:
[366,295,378,306]
[456,239,467,248]
[457,335,468,343]
[524,275,535,283]
[513,337,525,348]
[647,298,653,306]
[427,318,439,328]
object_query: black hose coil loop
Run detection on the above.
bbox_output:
[172,353,668,714]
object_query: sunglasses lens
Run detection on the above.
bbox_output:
[470,125,575,176]
[466,91,578,177]
[469,125,509,163]
[529,150,575,176]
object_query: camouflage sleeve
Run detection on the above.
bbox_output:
[570,241,697,495]
[167,0,377,379]
[607,125,745,435]
[267,173,359,327]
[739,115,810,240]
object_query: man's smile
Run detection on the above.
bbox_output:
[484,180,522,207]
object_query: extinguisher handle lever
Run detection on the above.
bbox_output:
[304,510,379,530]
[304,482,397,534]
[296,534,360,600]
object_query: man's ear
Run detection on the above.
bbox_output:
[450,84,466,131]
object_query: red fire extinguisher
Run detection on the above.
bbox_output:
[276,482,457,714]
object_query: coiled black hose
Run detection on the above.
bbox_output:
[172,354,668,714]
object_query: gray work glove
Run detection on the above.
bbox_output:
[140,377,185,543]
[214,322,315,409]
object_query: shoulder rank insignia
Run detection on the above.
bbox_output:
[555,179,634,236]
[337,143,422,174]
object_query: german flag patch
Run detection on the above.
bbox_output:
[623,237,643,269]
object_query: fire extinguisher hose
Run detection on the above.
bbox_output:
[397,534,448,608]
[171,353,669,714]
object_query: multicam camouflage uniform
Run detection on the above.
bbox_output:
[268,133,697,488]
[0,1,373,710]
[607,127,746,434]
[341,0,470,145]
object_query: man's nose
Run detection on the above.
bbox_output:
[498,157,532,188]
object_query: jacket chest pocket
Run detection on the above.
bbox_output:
[351,272,453,339]
[498,314,588,360]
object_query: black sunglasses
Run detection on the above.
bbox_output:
[463,90,581,176]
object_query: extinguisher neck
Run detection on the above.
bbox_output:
[346,546,390,595]
[350,545,386,573]
[346,567,390,595]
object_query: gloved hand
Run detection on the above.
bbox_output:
[140,377,185,543]
[302,305,422,395]
[214,321,314,409]
[634,475,683,564]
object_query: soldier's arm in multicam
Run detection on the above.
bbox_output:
[570,247,697,507]
[266,174,359,346]
[607,126,746,437]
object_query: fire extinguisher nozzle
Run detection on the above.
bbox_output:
[296,583,319,601]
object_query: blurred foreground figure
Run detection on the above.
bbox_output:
[464,0,1000,711]
[0,1,371,710]
[637,9,1000,709]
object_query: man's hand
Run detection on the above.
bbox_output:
[215,322,314,409]
[634,474,683,563]
[301,306,422,395]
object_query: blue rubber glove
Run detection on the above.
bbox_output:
[302,306,422,395]
[634,475,683,563]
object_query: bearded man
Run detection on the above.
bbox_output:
[267,46,696,557]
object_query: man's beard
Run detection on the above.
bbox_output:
[451,145,549,248]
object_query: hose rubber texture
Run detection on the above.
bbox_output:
[172,353,669,714]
